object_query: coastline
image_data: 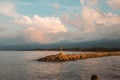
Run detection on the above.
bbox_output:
[1,47,120,52]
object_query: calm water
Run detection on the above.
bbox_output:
[0,51,120,80]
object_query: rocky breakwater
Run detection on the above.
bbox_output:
[37,52,120,62]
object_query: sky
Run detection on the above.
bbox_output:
[0,0,120,45]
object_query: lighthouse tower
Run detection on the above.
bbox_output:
[59,46,63,55]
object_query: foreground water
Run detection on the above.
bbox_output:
[0,51,119,80]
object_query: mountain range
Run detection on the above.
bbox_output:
[0,39,120,50]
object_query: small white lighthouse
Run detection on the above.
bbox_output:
[59,46,63,55]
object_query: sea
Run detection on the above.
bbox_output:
[0,51,119,80]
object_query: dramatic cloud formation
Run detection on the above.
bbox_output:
[15,15,67,43]
[0,0,120,45]
[61,0,120,41]
[82,7,120,26]
[108,0,120,10]
[15,15,67,33]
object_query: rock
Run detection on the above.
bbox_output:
[37,52,120,62]
[91,75,99,80]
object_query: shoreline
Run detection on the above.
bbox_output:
[0,50,120,52]
[1,47,120,52]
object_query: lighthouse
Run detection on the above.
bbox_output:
[59,46,63,55]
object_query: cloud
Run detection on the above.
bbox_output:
[80,0,84,5]
[82,7,120,26]
[0,2,67,44]
[23,28,50,43]
[108,0,120,10]
[61,13,92,32]
[102,24,120,39]
[61,6,120,41]
[15,15,67,33]
[15,15,67,43]
[80,0,98,7]
[0,2,20,18]
[0,0,120,45]
[15,16,32,24]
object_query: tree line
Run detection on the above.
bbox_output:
[25,47,120,52]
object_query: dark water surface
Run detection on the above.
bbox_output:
[0,51,119,80]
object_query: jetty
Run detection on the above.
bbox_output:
[37,52,120,62]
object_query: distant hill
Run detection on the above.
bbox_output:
[0,39,120,50]
[62,39,120,48]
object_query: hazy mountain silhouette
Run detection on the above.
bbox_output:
[0,39,120,50]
